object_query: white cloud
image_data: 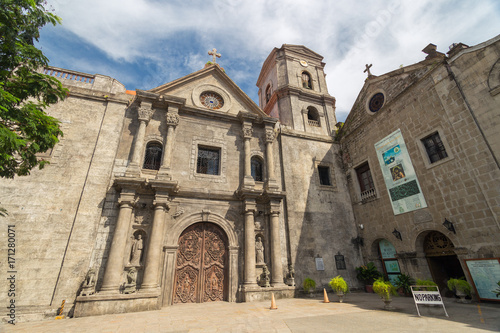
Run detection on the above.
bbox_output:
[44,0,500,121]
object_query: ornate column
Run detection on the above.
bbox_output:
[141,191,169,291]
[127,102,154,176]
[269,200,285,286]
[243,199,258,286]
[157,106,180,180]
[100,189,136,293]
[242,121,255,189]
[265,124,279,191]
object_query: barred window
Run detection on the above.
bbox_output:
[251,157,263,181]
[197,146,220,175]
[143,142,162,170]
[422,132,448,163]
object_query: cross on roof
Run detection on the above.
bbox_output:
[364,64,373,77]
[208,48,221,64]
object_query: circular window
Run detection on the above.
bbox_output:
[368,93,385,112]
[200,91,224,110]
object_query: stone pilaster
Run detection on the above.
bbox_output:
[265,124,279,191]
[157,106,180,180]
[100,189,136,293]
[242,121,255,189]
[244,199,258,286]
[141,191,169,291]
[269,200,285,286]
[126,102,154,177]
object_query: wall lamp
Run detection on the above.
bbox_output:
[392,228,402,241]
[443,218,456,234]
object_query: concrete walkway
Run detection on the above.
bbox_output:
[3,292,499,332]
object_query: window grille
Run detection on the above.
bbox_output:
[422,132,448,163]
[143,142,162,170]
[251,157,263,181]
[197,147,220,175]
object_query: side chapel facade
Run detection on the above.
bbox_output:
[0,35,499,320]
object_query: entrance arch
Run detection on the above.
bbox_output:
[423,231,465,295]
[173,222,228,304]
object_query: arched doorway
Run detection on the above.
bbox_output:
[424,231,465,295]
[173,222,228,304]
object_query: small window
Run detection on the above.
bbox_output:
[197,146,220,175]
[143,142,163,170]
[251,157,263,181]
[368,93,384,112]
[307,106,320,127]
[265,85,272,103]
[422,132,448,163]
[356,163,374,192]
[318,166,331,186]
[302,72,312,89]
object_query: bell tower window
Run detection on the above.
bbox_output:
[302,71,312,89]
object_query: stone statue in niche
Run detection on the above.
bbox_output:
[80,268,96,296]
[259,265,270,287]
[123,267,137,294]
[255,237,264,264]
[130,234,144,266]
[286,264,295,286]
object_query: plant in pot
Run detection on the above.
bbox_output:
[447,278,472,303]
[355,262,382,292]
[303,278,316,297]
[415,278,438,291]
[395,273,415,296]
[329,276,348,303]
[373,278,398,310]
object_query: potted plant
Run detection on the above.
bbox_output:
[447,278,472,303]
[303,277,316,297]
[395,273,415,296]
[329,275,348,302]
[415,278,438,291]
[355,262,382,292]
[373,278,397,310]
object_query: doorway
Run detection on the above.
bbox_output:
[173,222,228,304]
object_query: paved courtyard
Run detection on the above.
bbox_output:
[3,292,499,332]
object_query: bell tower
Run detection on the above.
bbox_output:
[256,44,337,135]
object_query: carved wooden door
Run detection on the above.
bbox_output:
[173,223,227,304]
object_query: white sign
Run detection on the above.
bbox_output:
[315,258,325,271]
[411,286,448,317]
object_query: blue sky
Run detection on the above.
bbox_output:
[39,0,500,122]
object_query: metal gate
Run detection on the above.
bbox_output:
[173,223,227,304]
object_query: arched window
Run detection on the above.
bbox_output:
[143,142,163,170]
[251,156,263,182]
[302,71,312,89]
[307,106,320,127]
[265,84,272,103]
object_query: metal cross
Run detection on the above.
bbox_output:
[208,48,221,64]
[364,64,373,77]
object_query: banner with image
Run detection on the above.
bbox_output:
[374,129,427,215]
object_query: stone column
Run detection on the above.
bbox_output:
[242,122,255,189]
[100,189,136,293]
[244,200,258,286]
[157,107,179,180]
[141,192,169,291]
[127,102,154,176]
[270,200,285,286]
[265,125,279,191]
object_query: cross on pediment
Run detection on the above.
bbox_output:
[208,48,221,64]
[364,64,373,77]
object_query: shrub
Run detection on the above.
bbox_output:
[373,278,397,300]
[447,278,472,296]
[415,278,438,291]
[329,276,348,293]
[355,262,382,284]
[395,273,415,295]
[303,278,316,292]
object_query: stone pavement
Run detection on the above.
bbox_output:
[2,292,499,333]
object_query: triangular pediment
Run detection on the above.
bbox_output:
[149,65,265,117]
[281,44,324,62]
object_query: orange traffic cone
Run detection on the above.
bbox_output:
[323,288,330,303]
[270,292,278,310]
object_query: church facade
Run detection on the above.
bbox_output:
[1,36,499,321]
